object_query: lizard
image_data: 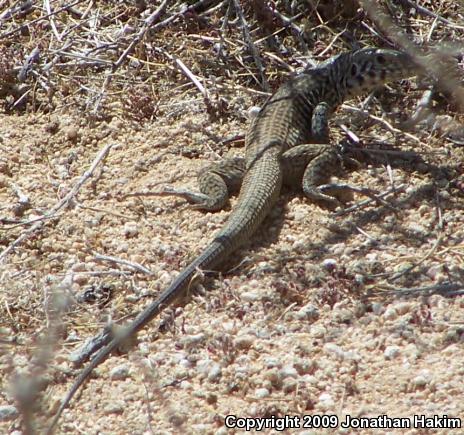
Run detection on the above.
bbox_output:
[48,47,422,432]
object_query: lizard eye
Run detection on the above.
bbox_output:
[377,54,386,64]
[350,64,358,76]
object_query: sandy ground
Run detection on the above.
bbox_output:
[1,2,464,434]
[1,81,464,434]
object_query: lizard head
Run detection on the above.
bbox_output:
[343,48,421,96]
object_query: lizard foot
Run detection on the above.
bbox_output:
[319,183,397,212]
[158,186,213,208]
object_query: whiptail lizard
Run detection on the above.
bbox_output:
[48,47,421,432]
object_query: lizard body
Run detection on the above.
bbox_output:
[49,48,420,432]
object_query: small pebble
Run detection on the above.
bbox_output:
[412,375,429,389]
[263,356,280,368]
[180,333,206,347]
[280,365,298,379]
[396,302,412,315]
[0,405,19,421]
[110,364,130,381]
[240,291,261,302]
[233,334,255,350]
[123,221,139,238]
[207,363,222,382]
[383,307,398,320]
[318,393,335,408]
[384,345,401,360]
[255,387,270,398]
[103,402,125,415]
[65,126,79,142]
[282,378,297,393]
[248,106,261,119]
[371,302,383,315]
[322,258,337,270]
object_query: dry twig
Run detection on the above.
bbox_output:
[92,0,171,114]
[0,143,115,263]
[232,0,269,91]
[0,0,87,39]
[93,252,153,276]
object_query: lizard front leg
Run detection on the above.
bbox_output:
[310,101,330,143]
[301,146,351,209]
[282,144,352,209]
[282,102,355,209]
[307,102,349,208]
[281,143,329,188]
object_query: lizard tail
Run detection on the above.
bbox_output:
[48,239,227,433]
[49,154,283,432]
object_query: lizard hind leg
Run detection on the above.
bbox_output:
[164,157,246,211]
[196,156,246,210]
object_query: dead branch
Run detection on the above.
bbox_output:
[0,143,115,264]
[370,282,463,297]
[0,0,88,39]
[358,0,464,111]
[93,252,153,275]
[92,0,171,114]
[232,0,269,91]
[399,0,464,29]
